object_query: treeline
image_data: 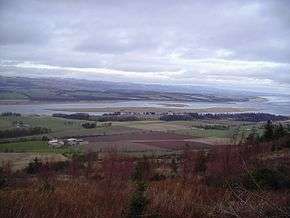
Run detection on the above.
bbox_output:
[98,115,139,122]
[52,113,91,120]
[52,113,139,122]
[160,112,288,122]
[82,122,96,129]
[52,112,288,123]
[246,121,289,148]
[262,121,288,141]
[0,127,51,139]
[1,112,21,117]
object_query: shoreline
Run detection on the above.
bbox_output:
[0,97,258,106]
[48,106,256,114]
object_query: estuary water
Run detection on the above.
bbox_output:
[0,95,289,116]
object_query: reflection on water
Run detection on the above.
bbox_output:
[0,95,289,116]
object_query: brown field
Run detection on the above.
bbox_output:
[136,139,210,150]
[83,131,213,152]
[114,120,191,131]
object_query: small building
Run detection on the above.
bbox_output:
[65,138,88,148]
[48,139,64,148]
[66,138,78,146]
[48,138,88,149]
[166,111,174,115]
[13,121,30,128]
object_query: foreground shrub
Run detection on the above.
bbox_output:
[129,181,149,218]
[0,180,133,218]
[0,167,7,188]
[243,167,290,190]
[26,158,43,174]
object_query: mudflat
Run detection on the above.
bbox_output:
[49,106,254,113]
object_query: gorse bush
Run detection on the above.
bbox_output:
[244,167,290,190]
[26,158,43,174]
[262,121,288,142]
[0,167,7,188]
[129,181,149,218]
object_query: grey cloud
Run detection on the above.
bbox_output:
[75,29,160,54]
[0,0,290,93]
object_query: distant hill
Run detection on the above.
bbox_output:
[0,76,254,102]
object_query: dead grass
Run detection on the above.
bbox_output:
[0,153,67,171]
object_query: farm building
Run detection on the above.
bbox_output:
[48,138,88,149]
[65,138,88,148]
[48,139,64,148]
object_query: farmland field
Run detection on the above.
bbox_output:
[114,120,191,131]
[0,115,140,138]
[114,120,257,140]
[83,131,213,156]
[0,115,92,131]
[0,114,276,168]
[0,140,78,154]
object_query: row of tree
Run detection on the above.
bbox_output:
[263,121,288,141]
[53,112,288,123]
[1,112,21,117]
[82,122,96,129]
[160,112,288,122]
[0,127,51,139]
[246,121,289,145]
[53,113,139,122]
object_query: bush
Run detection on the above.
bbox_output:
[285,136,290,148]
[26,158,43,174]
[132,157,152,181]
[82,122,96,129]
[42,136,49,141]
[261,121,288,143]
[244,167,290,190]
[129,181,149,218]
[0,167,7,188]
[49,161,69,172]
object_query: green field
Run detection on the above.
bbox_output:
[0,115,261,138]
[0,115,138,138]
[0,140,78,154]
[114,120,258,139]
[113,120,191,131]
[0,116,85,131]
[0,115,268,155]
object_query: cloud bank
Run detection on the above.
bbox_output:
[0,0,290,93]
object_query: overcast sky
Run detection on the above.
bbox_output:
[0,0,290,93]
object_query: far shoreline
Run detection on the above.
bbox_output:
[0,96,266,106]
[48,106,256,114]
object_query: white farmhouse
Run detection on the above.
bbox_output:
[48,139,64,148]
[66,138,88,148]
